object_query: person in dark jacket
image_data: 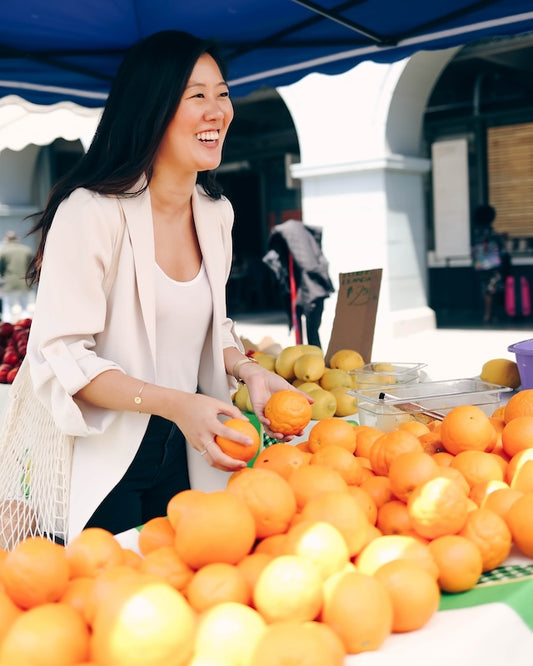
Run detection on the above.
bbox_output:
[263,219,334,348]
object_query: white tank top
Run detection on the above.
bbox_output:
[155,261,212,392]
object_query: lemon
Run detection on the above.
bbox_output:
[256,353,277,372]
[319,368,352,391]
[233,383,253,412]
[296,382,322,395]
[275,345,322,380]
[329,349,365,371]
[294,353,326,382]
[308,388,337,420]
[330,387,358,417]
[480,358,521,389]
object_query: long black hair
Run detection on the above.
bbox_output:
[27,30,228,285]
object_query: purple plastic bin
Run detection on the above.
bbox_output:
[508,339,533,389]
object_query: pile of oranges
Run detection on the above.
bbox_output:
[1,389,533,665]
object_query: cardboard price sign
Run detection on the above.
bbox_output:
[325,268,382,365]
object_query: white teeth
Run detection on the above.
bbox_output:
[196,130,219,141]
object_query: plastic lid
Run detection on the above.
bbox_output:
[508,339,533,356]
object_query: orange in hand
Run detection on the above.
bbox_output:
[215,418,260,462]
[264,389,312,436]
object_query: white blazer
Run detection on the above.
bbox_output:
[27,184,242,540]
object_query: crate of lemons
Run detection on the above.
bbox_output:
[233,344,368,421]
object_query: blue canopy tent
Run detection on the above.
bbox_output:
[1,0,533,106]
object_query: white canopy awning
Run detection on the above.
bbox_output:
[0,95,101,152]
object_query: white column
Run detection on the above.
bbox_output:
[277,48,458,352]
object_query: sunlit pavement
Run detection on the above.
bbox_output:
[233,311,533,383]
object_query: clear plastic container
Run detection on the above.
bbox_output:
[508,339,533,389]
[349,362,426,389]
[351,378,511,431]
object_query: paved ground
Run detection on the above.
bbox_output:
[233,310,533,383]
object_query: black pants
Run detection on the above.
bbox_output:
[297,298,325,348]
[84,415,190,535]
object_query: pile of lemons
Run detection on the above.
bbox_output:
[233,345,366,420]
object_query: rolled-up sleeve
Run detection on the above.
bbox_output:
[27,189,126,436]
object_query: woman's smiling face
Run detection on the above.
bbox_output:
[156,53,234,177]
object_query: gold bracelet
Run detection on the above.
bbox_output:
[133,382,146,409]
[232,357,258,382]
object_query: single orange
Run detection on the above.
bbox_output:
[236,552,273,593]
[308,418,358,454]
[0,602,90,665]
[376,500,414,536]
[0,589,22,644]
[90,577,196,666]
[407,476,469,539]
[253,442,310,480]
[510,460,533,493]
[310,444,366,485]
[194,602,267,666]
[250,620,342,666]
[264,389,312,436]
[287,464,348,509]
[505,492,533,558]
[374,559,440,633]
[398,421,431,437]
[302,621,347,665]
[427,534,483,593]
[171,490,256,569]
[434,465,470,495]
[353,426,383,459]
[299,490,370,557]
[137,516,176,556]
[370,429,423,476]
[501,416,533,458]
[283,519,350,580]
[1,536,70,609]
[227,466,297,538]
[388,451,438,502]
[347,485,378,525]
[253,554,323,623]
[355,534,439,579]
[321,570,393,654]
[505,448,533,485]
[66,527,125,578]
[139,546,194,591]
[459,507,512,571]
[449,449,504,488]
[503,389,533,423]
[440,405,496,455]
[215,417,260,462]
[360,475,393,509]
[185,562,250,612]
[59,576,95,621]
[483,487,524,520]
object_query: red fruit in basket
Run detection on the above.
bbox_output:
[0,322,14,339]
[14,318,32,329]
[2,349,19,366]
[0,363,12,383]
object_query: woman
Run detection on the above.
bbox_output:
[26,31,304,541]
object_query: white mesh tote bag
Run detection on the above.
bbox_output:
[0,201,126,550]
